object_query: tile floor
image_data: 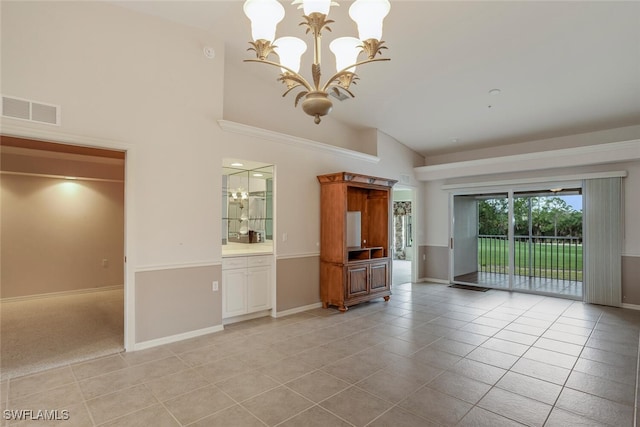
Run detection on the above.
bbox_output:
[454,272,583,299]
[1,282,639,426]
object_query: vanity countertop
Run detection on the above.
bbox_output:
[222,242,273,257]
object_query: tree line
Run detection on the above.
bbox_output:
[478,197,582,238]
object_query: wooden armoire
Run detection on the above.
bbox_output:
[317,172,397,311]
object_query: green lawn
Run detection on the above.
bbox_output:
[479,237,583,281]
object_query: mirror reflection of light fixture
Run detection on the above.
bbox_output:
[231,188,249,208]
[243,0,391,124]
[550,188,564,193]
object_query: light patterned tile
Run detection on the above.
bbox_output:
[544,408,608,427]
[100,404,179,427]
[320,386,393,427]
[398,386,472,425]
[145,369,209,402]
[510,358,570,385]
[278,405,353,427]
[215,371,279,402]
[356,369,426,403]
[71,355,127,381]
[241,386,313,426]
[478,387,552,427]
[368,406,439,427]
[458,406,526,427]
[480,338,529,357]
[426,371,491,404]
[556,387,634,426]
[85,384,158,425]
[466,347,519,370]
[9,367,75,400]
[565,370,636,406]
[522,347,577,370]
[163,384,235,425]
[532,337,583,356]
[449,358,506,385]
[426,338,476,357]
[285,371,350,403]
[496,371,562,405]
[411,348,462,370]
[188,404,264,427]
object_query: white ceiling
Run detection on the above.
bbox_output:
[114,1,640,156]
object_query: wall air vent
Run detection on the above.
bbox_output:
[1,95,60,125]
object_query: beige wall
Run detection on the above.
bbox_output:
[424,245,449,282]
[223,60,375,155]
[622,256,640,305]
[1,174,124,298]
[276,256,320,312]
[135,265,221,343]
[2,1,426,347]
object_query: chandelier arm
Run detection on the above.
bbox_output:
[321,58,390,92]
[244,59,314,92]
[327,85,356,99]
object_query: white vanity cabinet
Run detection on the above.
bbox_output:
[222,255,272,319]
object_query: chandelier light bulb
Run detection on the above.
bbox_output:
[243,0,285,42]
[300,0,331,15]
[274,37,307,73]
[330,37,361,72]
[349,0,391,41]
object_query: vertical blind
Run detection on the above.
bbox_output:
[584,177,622,306]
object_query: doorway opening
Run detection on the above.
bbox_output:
[1,136,126,379]
[392,188,414,285]
[452,187,583,299]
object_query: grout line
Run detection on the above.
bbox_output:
[540,309,603,426]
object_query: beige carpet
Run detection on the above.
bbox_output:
[0,288,124,380]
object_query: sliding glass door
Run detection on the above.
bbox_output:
[452,193,510,289]
[451,187,583,298]
[512,190,583,298]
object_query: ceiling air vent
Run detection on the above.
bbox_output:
[329,91,350,101]
[1,95,60,125]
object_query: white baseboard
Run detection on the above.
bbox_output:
[621,303,640,311]
[1,285,124,303]
[418,277,450,284]
[273,302,323,318]
[133,324,224,351]
[222,309,272,325]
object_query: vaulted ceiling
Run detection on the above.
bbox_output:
[114,1,640,157]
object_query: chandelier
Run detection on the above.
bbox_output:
[243,0,391,124]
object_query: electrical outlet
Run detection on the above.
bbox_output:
[102,259,109,268]
[212,281,219,292]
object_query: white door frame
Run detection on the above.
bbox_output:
[392,185,417,284]
[2,123,137,351]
